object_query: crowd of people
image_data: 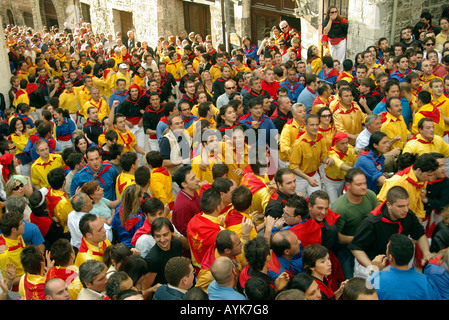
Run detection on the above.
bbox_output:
[1,5,449,302]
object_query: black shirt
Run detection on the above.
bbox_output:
[144,238,183,286]
[348,203,425,261]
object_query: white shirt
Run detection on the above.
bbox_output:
[67,211,113,249]
[355,128,371,152]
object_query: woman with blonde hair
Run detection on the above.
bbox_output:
[111,184,145,248]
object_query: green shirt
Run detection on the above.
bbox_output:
[332,189,379,236]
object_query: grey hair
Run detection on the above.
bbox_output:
[5,194,27,212]
[71,192,89,212]
[79,260,107,288]
[291,103,306,114]
[365,113,380,126]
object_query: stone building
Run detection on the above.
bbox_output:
[0,0,447,105]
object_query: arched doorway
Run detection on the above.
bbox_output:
[6,9,15,25]
[39,0,59,28]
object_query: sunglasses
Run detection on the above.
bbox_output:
[321,114,332,118]
[330,10,338,14]
[13,183,24,191]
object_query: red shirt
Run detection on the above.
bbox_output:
[172,190,201,237]
[261,79,281,99]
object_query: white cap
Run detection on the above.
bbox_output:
[119,63,128,69]
[38,188,48,207]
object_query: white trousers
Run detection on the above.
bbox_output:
[329,38,347,64]
[295,171,321,197]
[323,175,345,206]
[130,124,145,165]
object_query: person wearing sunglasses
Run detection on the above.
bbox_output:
[323,6,348,66]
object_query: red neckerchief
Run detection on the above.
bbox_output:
[409,134,433,144]
[360,150,383,169]
[283,81,301,94]
[306,86,316,94]
[321,67,339,79]
[117,205,143,231]
[23,274,46,300]
[117,130,133,149]
[372,202,403,233]
[334,102,357,114]
[267,251,294,278]
[26,83,39,95]
[145,105,163,114]
[329,146,346,159]
[219,123,239,132]
[88,98,103,111]
[0,234,25,251]
[431,97,446,109]
[117,172,135,196]
[318,124,334,132]
[299,132,323,147]
[36,157,55,169]
[395,166,426,189]
[381,112,402,124]
[160,116,169,124]
[88,162,112,184]
[152,167,170,176]
[419,106,441,123]
[78,237,108,256]
[427,174,447,185]
[181,93,195,104]
[315,277,335,299]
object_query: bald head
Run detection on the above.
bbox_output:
[45,278,70,300]
[210,256,235,285]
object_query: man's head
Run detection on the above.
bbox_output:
[385,186,410,221]
[386,97,402,118]
[151,217,174,251]
[35,139,50,161]
[210,256,237,286]
[342,277,378,300]
[173,166,199,191]
[244,236,271,272]
[211,177,236,207]
[79,213,106,245]
[386,233,415,267]
[86,147,102,172]
[271,230,301,260]
[164,256,195,290]
[71,192,94,213]
[231,185,253,213]
[200,187,223,215]
[45,278,71,300]
[418,117,435,141]
[345,168,367,198]
[305,114,320,137]
[215,229,243,258]
[412,153,439,182]
[105,271,135,300]
[274,168,296,196]
[307,191,330,223]
[78,260,108,293]
[282,196,309,225]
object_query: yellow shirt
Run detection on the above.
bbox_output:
[82,98,110,121]
[192,56,201,73]
[220,141,249,185]
[48,188,73,234]
[187,117,217,138]
[279,119,305,162]
[8,132,30,155]
[412,103,445,137]
[0,235,25,280]
[191,153,222,185]
[432,94,449,132]
[115,129,137,153]
[325,145,358,180]
[380,112,410,150]
[74,238,112,268]
[209,64,223,81]
[18,273,46,300]
[289,132,328,175]
[59,89,78,114]
[377,167,427,219]
[76,86,92,116]
[149,168,175,207]
[92,76,107,97]
[333,102,366,145]
[16,70,29,82]
[115,171,136,200]
[166,60,183,81]
[240,172,273,218]
[47,265,82,300]
[419,74,440,90]
[225,210,258,240]
[113,71,131,91]
[30,154,65,188]
[403,133,449,157]
[13,89,29,107]
[318,124,337,151]
[191,104,219,118]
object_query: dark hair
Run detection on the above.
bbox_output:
[215,230,237,254]
[231,185,252,212]
[288,273,316,292]
[118,255,151,286]
[285,196,309,220]
[200,188,222,214]
[342,277,377,300]
[172,165,192,189]
[20,245,44,275]
[211,163,229,179]
[387,233,414,266]
[134,166,151,188]
[141,197,164,216]
[164,256,192,287]
[79,213,98,237]
[271,230,293,257]
[119,152,138,172]
[345,167,366,184]
[151,217,174,237]
[106,271,131,299]
[417,90,431,105]
[274,168,295,186]
[146,151,163,168]
[413,153,439,173]
[302,244,329,275]
[0,211,22,237]
[244,277,272,300]
[50,238,73,266]
[211,177,233,194]
[386,185,409,205]
[366,131,387,154]
[8,117,27,135]
[244,237,270,271]
[47,167,66,190]
[66,152,85,170]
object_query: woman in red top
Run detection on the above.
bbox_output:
[303,243,347,300]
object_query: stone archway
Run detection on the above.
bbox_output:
[6,9,15,25]
[39,0,59,28]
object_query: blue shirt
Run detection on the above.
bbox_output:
[369,267,441,300]
[111,206,145,248]
[238,113,278,146]
[354,150,385,192]
[156,122,169,143]
[71,162,119,201]
[297,87,319,113]
[24,135,63,161]
[280,79,304,102]
[54,117,76,141]
[389,69,411,83]
[424,263,449,300]
[372,97,412,124]
[108,90,128,111]
[207,280,247,300]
